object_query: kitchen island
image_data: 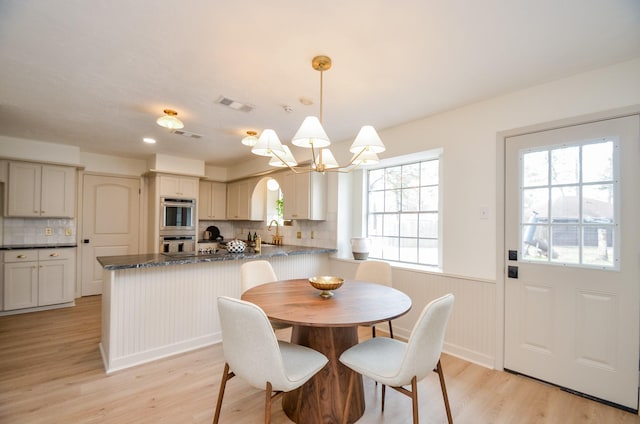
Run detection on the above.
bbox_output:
[97,244,336,373]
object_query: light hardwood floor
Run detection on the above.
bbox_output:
[0,296,638,423]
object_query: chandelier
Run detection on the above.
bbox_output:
[247,55,385,173]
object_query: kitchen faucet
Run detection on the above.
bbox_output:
[268,220,283,245]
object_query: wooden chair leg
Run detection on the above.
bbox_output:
[213,363,234,424]
[436,359,453,424]
[410,376,419,424]
[381,384,386,412]
[388,320,394,339]
[342,370,356,424]
[265,382,272,424]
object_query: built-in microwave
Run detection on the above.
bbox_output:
[160,197,196,233]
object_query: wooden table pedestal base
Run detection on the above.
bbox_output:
[282,325,365,424]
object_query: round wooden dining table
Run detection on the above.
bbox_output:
[241,278,412,424]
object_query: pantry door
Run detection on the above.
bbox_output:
[81,174,141,296]
[504,115,639,410]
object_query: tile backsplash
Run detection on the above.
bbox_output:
[2,217,76,245]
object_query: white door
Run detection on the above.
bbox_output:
[81,174,141,296]
[504,115,639,410]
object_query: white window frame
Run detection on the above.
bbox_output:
[364,149,442,267]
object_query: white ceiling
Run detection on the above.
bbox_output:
[1,0,639,168]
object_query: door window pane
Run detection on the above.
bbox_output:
[551,146,579,185]
[523,150,549,187]
[520,139,618,269]
[551,186,578,222]
[583,141,613,183]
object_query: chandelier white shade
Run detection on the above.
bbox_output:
[244,55,385,173]
[156,109,184,129]
[269,145,298,167]
[351,149,380,165]
[349,125,386,154]
[291,116,331,148]
[251,129,285,157]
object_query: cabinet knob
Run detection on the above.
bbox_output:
[49,252,59,257]
[17,254,26,259]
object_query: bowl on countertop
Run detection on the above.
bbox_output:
[225,239,246,253]
[309,276,344,298]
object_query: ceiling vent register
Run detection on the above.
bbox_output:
[170,129,203,139]
[216,95,254,113]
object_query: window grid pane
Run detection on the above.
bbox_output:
[367,158,440,267]
[520,139,618,269]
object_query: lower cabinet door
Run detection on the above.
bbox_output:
[38,260,73,306]
[4,262,38,310]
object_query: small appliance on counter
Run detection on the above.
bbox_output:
[203,225,224,242]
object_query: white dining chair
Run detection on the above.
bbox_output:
[339,293,455,424]
[240,260,291,332]
[213,296,328,424]
[354,260,394,338]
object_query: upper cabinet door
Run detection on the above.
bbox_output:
[226,180,249,220]
[281,171,326,220]
[7,162,75,218]
[7,162,41,217]
[199,181,227,220]
[41,165,76,217]
[159,175,198,198]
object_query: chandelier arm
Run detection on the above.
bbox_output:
[310,144,320,168]
[346,147,367,167]
[269,150,302,174]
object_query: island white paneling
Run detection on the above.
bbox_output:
[100,254,329,373]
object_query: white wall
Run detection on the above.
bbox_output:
[329,58,640,280]
[81,152,147,176]
[0,136,81,165]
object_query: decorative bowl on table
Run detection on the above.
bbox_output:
[225,239,246,253]
[309,276,344,299]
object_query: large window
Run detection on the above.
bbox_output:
[366,158,440,266]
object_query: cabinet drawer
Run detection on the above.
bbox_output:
[3,250,38,262]
[38,248,75,261]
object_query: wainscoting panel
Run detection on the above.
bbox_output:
[329,258,497,368]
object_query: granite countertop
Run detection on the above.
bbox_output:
[97,244,337,271]
[0,243,78,250]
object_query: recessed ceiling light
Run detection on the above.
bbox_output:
[143,137,156,144]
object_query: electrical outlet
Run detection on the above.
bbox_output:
[310,231,315,239]
[65,228,73,236]
[45,227,53,236]
[297,231,302,239]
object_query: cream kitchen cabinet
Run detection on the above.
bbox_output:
[158,175,198,198]
[3,248,75,312]
[226,178,264,221]
[280,171,326,220]
[7,162,76,217]
[198,180,227,220]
